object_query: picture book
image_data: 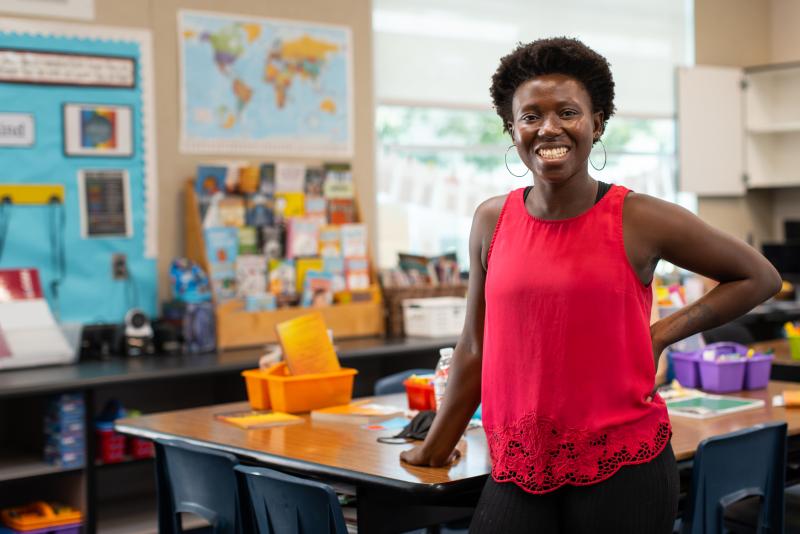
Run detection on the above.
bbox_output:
[235,255,267,298]
[323,256,347,293]
[296,257,325,294]
[245,194,275,227]
[304,196,327,223]
[238,226,259,254]
[0,269,43,302]
[244,292,277,312]
[268,259,296,297]
[204,227,239,301]
[275,162,306,192]
[215,409,303,429]
[328,198,356,225]
[238,165,260,194]
[319,225,341,257]
[287,218,321,258]
[398,252,436,285]
[310,401,403,425]
[430,252,460,285]
[345,257,370,291]
[275,312,340,376]
[323,163,354,199]
[341,223,368,258]
[258,163,276,197]
[195,165,228,197]
[666,394,765,419]
[304,167,326,196]
[261,225,285,260]
[275,192,305,218]
[218,197,246,227]
[301,270,333,307]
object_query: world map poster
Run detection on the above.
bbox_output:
[178,10,353,156]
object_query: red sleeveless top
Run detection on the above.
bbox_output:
[482,184,671,495]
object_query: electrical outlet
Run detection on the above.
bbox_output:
[111,253,128,280]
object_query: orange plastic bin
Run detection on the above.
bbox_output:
[263,362,357,413]
[241,369,272,410]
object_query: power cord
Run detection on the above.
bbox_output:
[48,198,66,319]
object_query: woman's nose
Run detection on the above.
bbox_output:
[539,114,562,137]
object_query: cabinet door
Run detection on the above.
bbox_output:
[677,66,744,196]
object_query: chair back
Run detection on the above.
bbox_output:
[374,368,434,395]
[235,464,348,534]
[682,422,787,534]
[155,438,245,534]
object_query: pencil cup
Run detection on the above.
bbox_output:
[790,337,800,361]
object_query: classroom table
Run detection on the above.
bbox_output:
[116,381,800,533]
[750,338,800,381]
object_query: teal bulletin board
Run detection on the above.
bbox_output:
[0,19,157,324]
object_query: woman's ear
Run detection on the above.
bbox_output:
[507,122,515,142]
[592,111,604,140]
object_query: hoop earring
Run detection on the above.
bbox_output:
[505,144,529,178]
[589,138,607,171]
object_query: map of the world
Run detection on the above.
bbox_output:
[179,11,352,156]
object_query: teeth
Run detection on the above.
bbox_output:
[538,147,569,159]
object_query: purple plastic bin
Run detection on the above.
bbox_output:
[670,351,701,388]
[744,353,774,390]
[0,524,80,534]
[698,358,746,393]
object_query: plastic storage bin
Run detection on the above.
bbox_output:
[242,369,272,410]
[698,358,747,393]
[790,337,800,360]
[262,362,357,413]
[129,437,155,459]
[402,297,467,337]
[95,422,126,464]
[744,353,774,390]
[403,379,436,411]
[0,502,81,533]
[670,351,701,388]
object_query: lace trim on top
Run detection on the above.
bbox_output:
[487,411,671,494]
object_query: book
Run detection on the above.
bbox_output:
[295,257,325,294]
[327,198,356,225]
[261,225,285,260]
[319,225,341,257]
[301,270,333,307]
[268,259,296,297]
[0,269,43,302]
[235,255,268,298]
[238,226,259,254]
[323,163,354,199]
[195,165,228,197]
[345,257,370,291]
[275,162,306,192]
[398,252,436,285]
[215,409,303,429]
[666,394,765,419]
[340,224,367,258]
[310,401,403,425]
[304,196,327,223]
[245,194,275,227]
[304,167,326,196]
[204,227,239,301]
[218,197,246,227]
[258,163,276,197]
[323,256,346,293]
[275,312,340,376]
[275,192,305,218]
[238,165,260,194]
[286,218,321,258]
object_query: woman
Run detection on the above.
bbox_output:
[400,37,781,533]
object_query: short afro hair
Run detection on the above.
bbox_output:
[490,37,615,138]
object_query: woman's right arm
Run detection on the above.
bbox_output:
[400,196,504,467]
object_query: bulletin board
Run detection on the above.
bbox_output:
[0,18,158,324]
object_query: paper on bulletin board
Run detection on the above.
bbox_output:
[178,10,353,157]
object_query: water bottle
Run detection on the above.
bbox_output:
[433,347,454,411]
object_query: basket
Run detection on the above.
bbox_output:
[403,378,436,411]
[242,369,272,410]
[382,284,467,337]
[402,297,467,338]
[262,362,357,413]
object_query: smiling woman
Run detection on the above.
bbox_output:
[398,37,782,534]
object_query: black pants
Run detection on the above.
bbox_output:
[469,442,679,534]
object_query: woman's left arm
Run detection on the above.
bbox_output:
[625,193,782,364]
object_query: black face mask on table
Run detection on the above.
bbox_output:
[376,410,436,444]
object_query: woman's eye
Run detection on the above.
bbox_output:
[561,110,578,117]
[522,114,539,121]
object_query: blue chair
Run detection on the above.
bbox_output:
[374,368,434,395]
[681,422,787,534]
[235,464,348,534]
[155,438,247,534]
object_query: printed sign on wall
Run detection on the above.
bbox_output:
[77,169,132,238]
[63,103,133,157]
[0,113,34,147]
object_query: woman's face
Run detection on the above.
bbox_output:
[508,73,603,184]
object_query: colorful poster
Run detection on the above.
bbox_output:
[178,10,353,156]
[63,103,133,156]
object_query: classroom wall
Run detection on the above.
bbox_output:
[0,0,375,305]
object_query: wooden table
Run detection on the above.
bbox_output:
[750,339,800,381]
[116,382,800,533]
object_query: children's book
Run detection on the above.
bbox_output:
[238,226,259,255]
[0,269,43,301]
[215,409,303,429]
[323,163,354,199]
[310,401,403,425]
[275,312,340,375]
[275,162,306,192]
[236,255,268,298]
[204,227,239,300]
[327,198,356,225]
[304,167,326,196]
[261,225,285,260]
[268,259,296,297]
[286,218,321,258]
[340,224,367,258]
[296,257,325,294]
[275,192,305,218]
[345,257,370,291]
[666,394,765,419]
[319,225,341,257]
[323,256,347,293]
[304,196,327,223]
[301,270,333,307]
[245,194,275,227]
[195,165,228,197]
[218,197,246,227]
[258,163,276,197]
[238,165,260,194]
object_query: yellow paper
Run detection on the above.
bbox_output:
[276,192,305,217]
[217,410,302,429]
[276,312,340,375]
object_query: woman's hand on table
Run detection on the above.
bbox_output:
[400,444,461,467]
